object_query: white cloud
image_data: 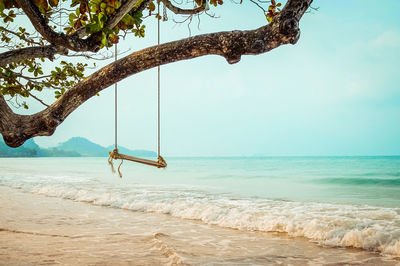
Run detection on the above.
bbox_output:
[370,30,400,48]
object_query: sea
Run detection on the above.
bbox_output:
[1,156,400,264]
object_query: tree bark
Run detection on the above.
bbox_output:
[0,0,312,147]
[0,45,68,67]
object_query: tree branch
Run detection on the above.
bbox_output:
[0,45,68,67]
[161,0,207,15]
[0,0,312,147]
[15,0,101,52]
[16,0,151,52]
[24,91,50,107]
[104,0,142,30]
[0,26,41,46]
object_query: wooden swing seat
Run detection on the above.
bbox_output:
[109,149,167,168]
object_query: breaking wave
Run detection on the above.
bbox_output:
[1,176,399,258]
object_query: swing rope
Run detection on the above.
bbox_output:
[108,43,123,177]
[108,2,166,177]
[157,1,160,157]
[114,43,118,151]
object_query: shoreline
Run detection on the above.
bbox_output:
[1,186,399,265]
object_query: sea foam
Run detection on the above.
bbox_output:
[2,177,399,258]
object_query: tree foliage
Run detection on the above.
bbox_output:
[0,0,282,108]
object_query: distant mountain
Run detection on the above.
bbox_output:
[0,138,81,157]
[22,138,40,150]
[58,137,106,157]
[106,145,156,157]
[58,137,157,157]
[0,136,156,158]
[0,138,38,157]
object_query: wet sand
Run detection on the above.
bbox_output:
[1,186,399,265]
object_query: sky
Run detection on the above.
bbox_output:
[12,0,400,156]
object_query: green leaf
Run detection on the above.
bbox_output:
[0,0,5,12]
[69,13,77,24]
[131,11,143,25]
[100,32,107,46]
[121,13,134,25]
[97,12,106,27]
[85,23,101,33]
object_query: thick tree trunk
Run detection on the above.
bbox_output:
[0,0,312,147]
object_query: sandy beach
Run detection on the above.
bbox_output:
[1,186,399,265]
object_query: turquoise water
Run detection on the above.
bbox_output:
[1,156,400,256]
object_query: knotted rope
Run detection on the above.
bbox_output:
[108,148,123,178]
